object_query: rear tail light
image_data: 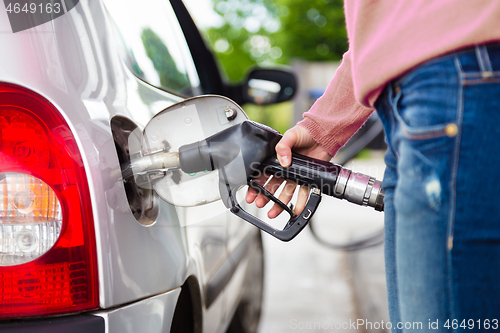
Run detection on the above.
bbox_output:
[1,173,63,265]
[0,83,98,319]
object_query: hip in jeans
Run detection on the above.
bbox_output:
[376,43,500,332]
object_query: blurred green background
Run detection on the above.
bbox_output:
[192,0,348,134]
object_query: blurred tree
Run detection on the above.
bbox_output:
[274,0,347,62]
[202,0,347,132]
[205,0,282,82]
[205,0,347,81]
[205,24,258,82]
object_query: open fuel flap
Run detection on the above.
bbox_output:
[131,95,248,207]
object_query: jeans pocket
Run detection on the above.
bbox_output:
[390,67,459,141]
[393,105,458,140]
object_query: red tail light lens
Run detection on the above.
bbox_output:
[0,83,99,318]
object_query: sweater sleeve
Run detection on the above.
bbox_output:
[297,50,375,156]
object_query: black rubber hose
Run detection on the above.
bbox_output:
[308,217,384,251]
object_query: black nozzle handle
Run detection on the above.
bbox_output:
[260,152,385,211]
[259,152,343,197]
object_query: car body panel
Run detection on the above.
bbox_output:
[93,287,181,333]
[0,0,193,308]
[0,0,265,331]
[1,0,180,302]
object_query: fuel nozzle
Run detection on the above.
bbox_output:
[118,123,385,213]
[116,119,384,242]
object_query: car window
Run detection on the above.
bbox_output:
[103,0,201,97]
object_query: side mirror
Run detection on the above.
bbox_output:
[232,68,297,105]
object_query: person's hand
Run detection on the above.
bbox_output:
[245,125,331,218]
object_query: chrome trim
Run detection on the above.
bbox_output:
[333,168,351,198]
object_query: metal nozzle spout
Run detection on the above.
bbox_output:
[131,151,181,174]
[338,169,385,211]
[111,151,181,181]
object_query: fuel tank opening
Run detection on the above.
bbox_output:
[111,116,159,226]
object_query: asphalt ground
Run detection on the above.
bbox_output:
[257,154,389,333]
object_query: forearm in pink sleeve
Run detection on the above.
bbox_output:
[297,50,375,156]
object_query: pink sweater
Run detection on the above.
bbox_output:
[299,0,500,156]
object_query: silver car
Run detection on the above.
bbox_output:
[0,0,296,332]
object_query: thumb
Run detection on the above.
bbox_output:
[275,128,299,167]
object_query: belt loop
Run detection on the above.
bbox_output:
[475,44,494,79]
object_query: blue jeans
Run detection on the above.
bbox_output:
[376,43,500,332]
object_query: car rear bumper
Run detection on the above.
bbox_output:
[0,314,105,333]
[0,287,181,333]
